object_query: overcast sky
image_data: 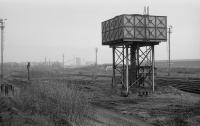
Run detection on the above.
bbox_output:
[0,0,200,64]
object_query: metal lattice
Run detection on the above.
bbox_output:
[112,44,155,95]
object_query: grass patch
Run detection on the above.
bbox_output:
[9,80,93,126]
[150,102,200,126]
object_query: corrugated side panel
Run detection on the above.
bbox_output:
[146,16,156,40]
[102,21,106,43]
[146,28,156,39]
[155,16,167,40]
[102,15,124,44]
[156,28,167,40]
[123,15,134,39]
[109,17,118,41]
[124,15,134,27]
[135,15,145,27]
[135,27,145,39]
[102,21,106,33]
[124,27,134,39]
[146,16,156,28]
[156,16,167,28]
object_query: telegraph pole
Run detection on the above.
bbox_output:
[0,19,6,82]
[62,54,64,68]
[45,57,47,64]
[95,48,98,66]
[168,25,172,76]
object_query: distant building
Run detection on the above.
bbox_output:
[85,61,94,66]
[75,57,81,66]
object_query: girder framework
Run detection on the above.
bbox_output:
[111,43,155,94]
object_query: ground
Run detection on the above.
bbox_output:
[0,65,200,126]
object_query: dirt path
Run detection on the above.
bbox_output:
[86,107,153,126]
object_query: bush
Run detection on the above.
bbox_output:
[15,80,92,126]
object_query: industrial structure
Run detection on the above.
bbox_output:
[102,13,167,96]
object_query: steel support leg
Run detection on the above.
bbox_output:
[130,45,137,86]
[112,47,116,88]
[136,44,140,86]
[126,46,129,94]
[152,45,155,92]
[122,45,125,88]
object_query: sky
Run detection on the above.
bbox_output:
[0,0,200,64]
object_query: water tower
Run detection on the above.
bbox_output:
[101,14,167,96]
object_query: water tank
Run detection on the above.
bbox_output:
[102,14,167,45]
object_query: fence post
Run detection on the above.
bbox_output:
[27,62,30,81]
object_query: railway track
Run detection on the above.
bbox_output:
[7,71,200,94]
[59,73,200,94]
[155,76,200,94]
[63,74,200,94]
[62,73,200,94]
